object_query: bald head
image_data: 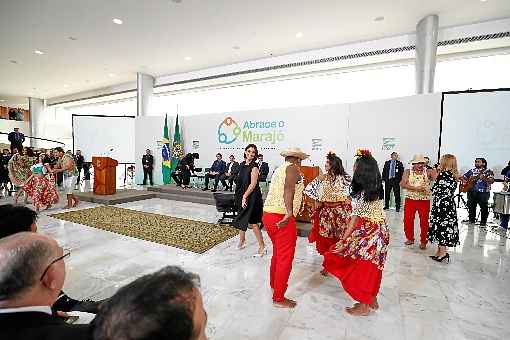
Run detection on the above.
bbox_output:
[0,233,57,302]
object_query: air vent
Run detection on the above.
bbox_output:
[156,31,510,88]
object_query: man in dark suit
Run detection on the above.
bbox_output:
[203,153,227,192]
[222,154,239,191]
[142,149,154,185]
[7,127,25,154]
[257,154,270,182]
[74,150,85,187]
[0,232,91,340]
[382,152,404,212]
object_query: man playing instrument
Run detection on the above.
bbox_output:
[461,158,494,226]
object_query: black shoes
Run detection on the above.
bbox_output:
[431,253,450,263]
[202,188,209,191]
[211,189,217,192]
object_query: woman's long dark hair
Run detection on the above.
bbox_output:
[244,144,259,160]
[327,152,346,178]
[351,156,383,202]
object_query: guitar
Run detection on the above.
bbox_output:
[459,170,486,193]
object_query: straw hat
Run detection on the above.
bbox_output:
[280,147,310,160]
[410,154,427,164]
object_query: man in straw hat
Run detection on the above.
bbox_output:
[262,147,309,308]
[400,154,437,249]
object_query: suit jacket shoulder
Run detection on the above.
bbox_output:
[0,312,91,340]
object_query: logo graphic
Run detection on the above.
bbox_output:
[382,137,397,150]
[218,116,241,144]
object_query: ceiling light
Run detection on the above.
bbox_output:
[184,56,191,61]
[34,50,44,55]
[108,73,116,77]
[374,16,385,22]
[0,99,6,102]
[63,84,69,88]
[295,32,303,38]
[480,0,488,2]
[113,18,123,25]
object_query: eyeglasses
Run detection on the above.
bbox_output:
[40,249,71,281]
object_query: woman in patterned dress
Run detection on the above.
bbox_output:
[304,152,352,275]
[23,154,60,212]
[427,154,460,263]
[8,147,35,204]
[323,149,390,316]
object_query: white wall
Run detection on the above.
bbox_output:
[347,93,442,168]
[135,93,443,180]
[178,104,350,174]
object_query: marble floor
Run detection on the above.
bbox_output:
[1,194,509,340]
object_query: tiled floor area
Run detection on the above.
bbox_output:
[1,194,509,340]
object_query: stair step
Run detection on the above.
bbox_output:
[154,193,215,206]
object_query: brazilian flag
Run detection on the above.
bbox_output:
[171,114,184,175]
[161,114,172,184]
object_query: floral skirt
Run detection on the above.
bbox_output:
[308,201,352,255]
[24,176,59,209]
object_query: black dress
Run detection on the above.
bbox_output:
[428,171,460,247]
[232,161,263,231]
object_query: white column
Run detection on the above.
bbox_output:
[28,97,44,148]
[415,14,439,94]
[137,72,155,116]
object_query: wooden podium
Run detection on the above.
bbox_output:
[92,157,118,195]
[297,165,320,222]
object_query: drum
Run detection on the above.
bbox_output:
[493,192,510,214]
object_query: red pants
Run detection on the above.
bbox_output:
[263,212,297,302]
[403,198,430,245]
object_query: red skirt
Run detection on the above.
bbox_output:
[323,254,382,305]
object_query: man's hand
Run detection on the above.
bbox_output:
[276,214,292,228]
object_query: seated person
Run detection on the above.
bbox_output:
[0,204,101,314]
[0,232,91,340]
[202,153,227,192]
[92,266,207,340]
[172,153,199,189]
[223,155,239,191]
[257,154,270,182]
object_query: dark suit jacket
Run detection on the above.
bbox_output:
[0,311,91,340]
[382,159,404,182]
[7,131,25,145]
[75,155,85,169]
[226,161,240,176]
[259,162,269,181]
[210,160,226,174]
[142,154,154,169]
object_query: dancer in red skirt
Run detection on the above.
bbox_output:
[304,152,352,275]
[323,149,389,316]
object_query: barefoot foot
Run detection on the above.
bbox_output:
[273,298,297,309]
[345,303,370,316]
[320,269,329,276]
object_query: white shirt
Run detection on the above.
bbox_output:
[0,305,52,315]
[227,162,234,173]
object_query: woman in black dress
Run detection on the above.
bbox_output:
[428,154,460,263]
[232,144,266,257]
